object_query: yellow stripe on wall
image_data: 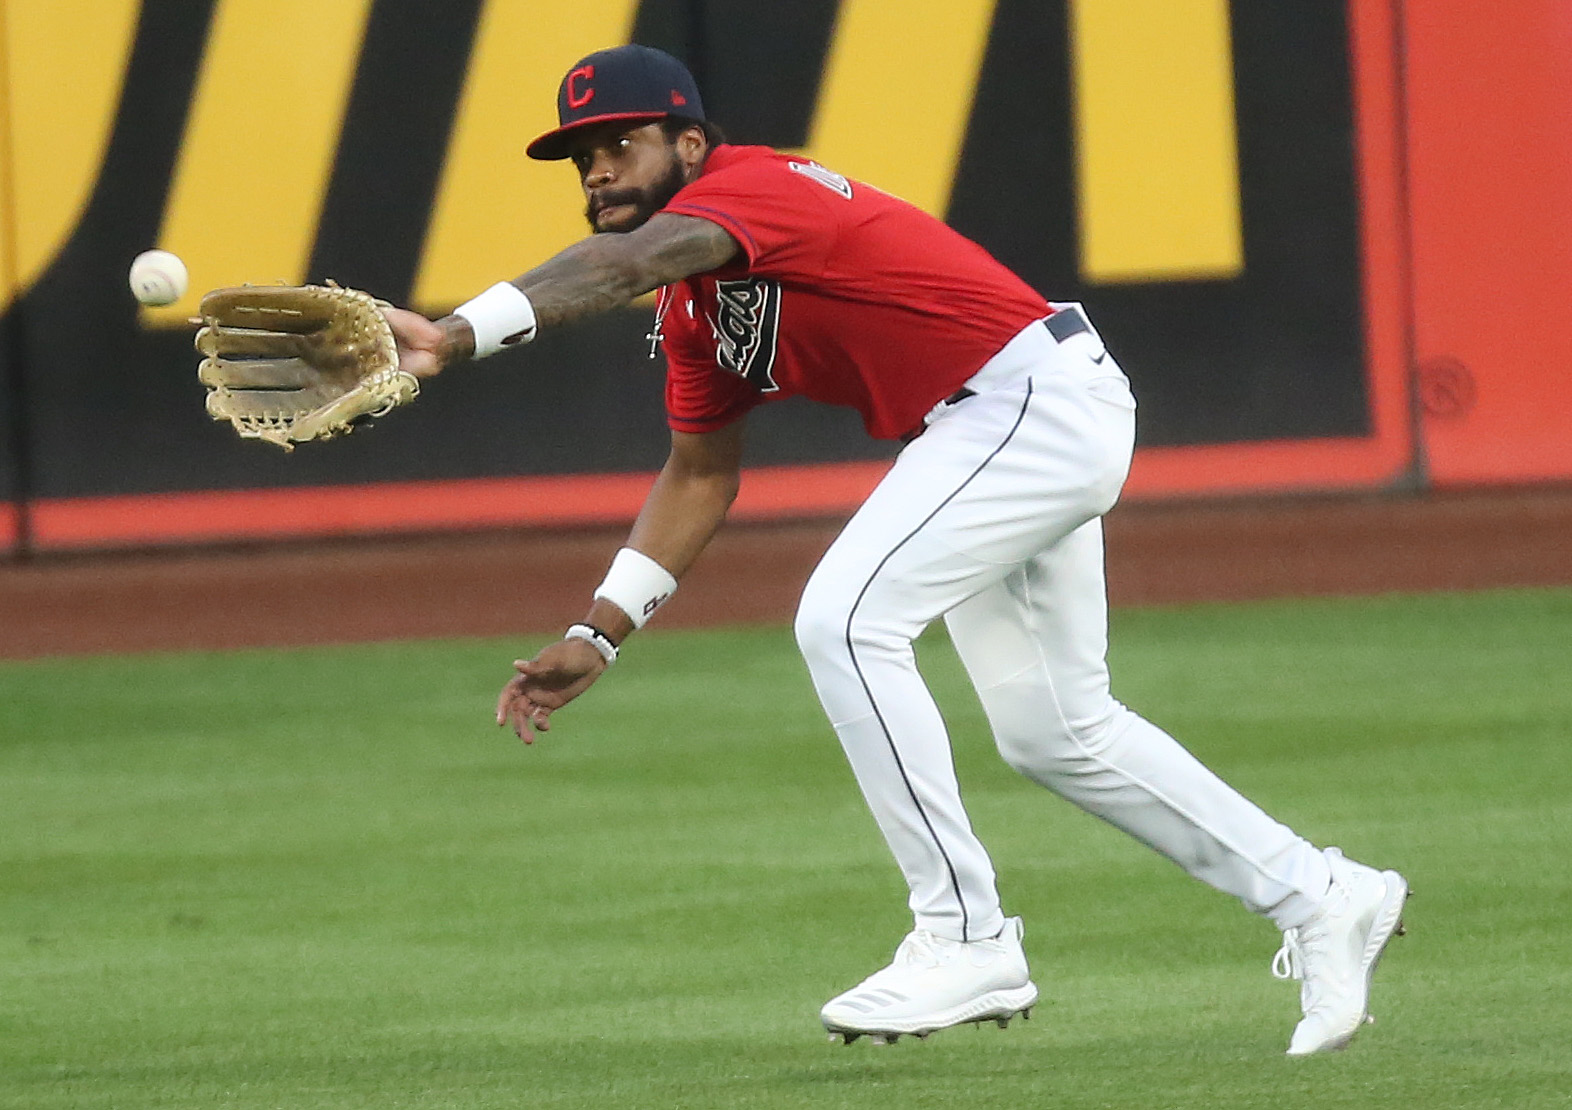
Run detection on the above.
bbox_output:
[148,0,373,321]
[802,0,997,216]
[0,0,140,312]
[1070,0,1243,283]
[413,0,641,311]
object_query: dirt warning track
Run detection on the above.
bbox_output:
[3,486,1570,659]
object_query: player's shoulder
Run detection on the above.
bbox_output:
[695,144,859,199]
[702,143,794,174]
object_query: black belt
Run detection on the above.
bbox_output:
[1045,305,1091,343]
[902,308,1091,443]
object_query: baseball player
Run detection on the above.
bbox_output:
[384,45,1407,1054]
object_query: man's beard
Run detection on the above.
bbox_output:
[584,153,688,233]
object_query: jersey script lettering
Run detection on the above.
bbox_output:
[710,278,783,392]
[787,160,854,199]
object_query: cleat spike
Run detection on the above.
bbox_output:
[870,1033,897,1046]
[1021,1007,1032,1021]
[1394,918,1407,937]
[995,1016,1010,1029]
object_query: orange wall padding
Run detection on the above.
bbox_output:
[14,461,893,552]
[1401,0,1572,486]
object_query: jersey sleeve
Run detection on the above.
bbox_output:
[663,156,838,278]
[663,347,763,434]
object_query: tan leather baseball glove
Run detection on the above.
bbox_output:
[194,283,418,450]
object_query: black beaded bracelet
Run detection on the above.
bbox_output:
[564,623,619,665]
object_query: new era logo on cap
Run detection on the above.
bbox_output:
[527,44,706,161]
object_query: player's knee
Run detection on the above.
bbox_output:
[994,721,1076,781]
[793,572,849,664]
[795,569,909,666]
[984,685,1124,780]
[1007,738,1098,788]
[792,603,831,664]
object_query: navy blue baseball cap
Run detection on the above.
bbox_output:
[526,44,706,161]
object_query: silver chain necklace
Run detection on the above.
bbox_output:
[646,286,675,359]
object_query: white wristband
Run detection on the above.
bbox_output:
[453,282,537,358]
[594,547,678,630]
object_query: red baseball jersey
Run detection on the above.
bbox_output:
[657,144,1052,440]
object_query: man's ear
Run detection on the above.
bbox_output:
[677,126,708,173]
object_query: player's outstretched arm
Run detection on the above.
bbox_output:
[517,213,739,329]
[386,213,738,376]
[496,423,746,743]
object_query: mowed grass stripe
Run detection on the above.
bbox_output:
[2,587,1569,1109]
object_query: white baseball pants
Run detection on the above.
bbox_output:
[793,310,1332,942]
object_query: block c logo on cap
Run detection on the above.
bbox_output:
[566,65,595,109]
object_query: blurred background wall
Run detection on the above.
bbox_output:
[1,0,1569,555]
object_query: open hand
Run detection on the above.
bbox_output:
[495,638,609,743]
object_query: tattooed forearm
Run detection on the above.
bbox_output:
[514,238,644,327]
[514,214,738,329]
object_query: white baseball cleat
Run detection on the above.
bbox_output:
[1273,847,1409,1056]
[821,916,1038,1045]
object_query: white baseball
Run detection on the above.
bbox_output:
[129,249,188,306]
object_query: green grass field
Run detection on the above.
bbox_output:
[3,587,1570,1109]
